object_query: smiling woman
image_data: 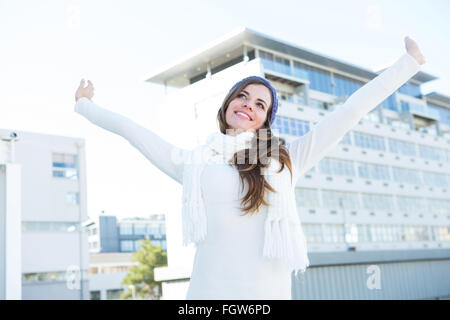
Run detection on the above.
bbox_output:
[215,76,293,215]
[73,36,424,300]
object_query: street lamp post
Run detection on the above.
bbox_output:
[339,198,350,250]
[129,285,136,300]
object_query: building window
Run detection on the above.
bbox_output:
[303,224,323,243]
[295,188,320,208]
[309,98,333,111]
[259,50,292,76]
[321,190,360,210]
[90,291,101,300]
[387,118,411,130]
[339,132,352,145]
[151,239,162,248]
[278,90,294,103]
[428,199,449,216]
[293,61,332,94]
[362,110,381,123]
[135,240,144,251]
[356,162,390,181]
[428,102,450,126]
[361,193,394,211]
[445,149,450,163]
[437,226,450,241]
[418,144,444,162]
[334,73,364,98]
[380,93,398,112]
[134,224,147,235]
[66,192,79,205]
[102,266,130,274]
[403,225,429,242]
[120,240,134,252]
[297,223,445,245]
[398,83,421,97]
[106,289,123,300]
[22,221,79,232]
[396,196,426,214]
[345,223,359,243]
[22,271,67,283]
[422,171,448,188]
[353,132,386,151]
[88,267,99,275]
[357,225,371,242]
[272,115,310,137]
[369,225,383,242]
[52,153,78,179]
[388,138,416,156]
[119,223,133,235]
[392,167,421,185]
[318,157,355,177]
[147,225,161,235]
[305,166,315,174]
[322,224,345,243]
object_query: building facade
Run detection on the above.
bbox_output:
[0,128,89,300]
[86,215,166,299]
[87,252,137,300]
[0,132,22,299]
[86,214,167,253]
[146,27,450,299]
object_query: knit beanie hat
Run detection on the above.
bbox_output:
[228,76,278,125]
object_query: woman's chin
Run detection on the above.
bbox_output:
[225,127,251,135]
[233,127,250,132]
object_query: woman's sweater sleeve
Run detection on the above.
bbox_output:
[74,97,186,185]
[286,52,421,184]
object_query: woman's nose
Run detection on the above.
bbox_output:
[243,100,255,110]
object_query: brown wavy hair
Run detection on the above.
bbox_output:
[216,77,293,215]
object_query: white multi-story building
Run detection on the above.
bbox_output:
[87,252,138,300]
[0,128,89,300]
[86,215,167,300]
[86,214,167,254]
[0,131,21,300]
[146,27,450,299]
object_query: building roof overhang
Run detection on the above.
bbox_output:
[144,27,438,87]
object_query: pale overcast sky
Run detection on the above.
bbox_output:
[1,0,449,221]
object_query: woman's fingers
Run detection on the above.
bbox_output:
[404,36,425,65]
[78,79,85,89]
[78,79,94,90]
[87,80,94,91]
[75,78,94,102]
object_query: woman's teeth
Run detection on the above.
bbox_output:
[236,112,251,120]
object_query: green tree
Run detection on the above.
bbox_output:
[120,237,167,300]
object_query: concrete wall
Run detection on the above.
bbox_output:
[22,280,89,300]
[292,255,450,299]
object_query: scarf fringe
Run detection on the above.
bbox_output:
[182,131,310,274]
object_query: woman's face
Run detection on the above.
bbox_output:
[225,83,272,134]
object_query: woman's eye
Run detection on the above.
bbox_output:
[237,93,264,109]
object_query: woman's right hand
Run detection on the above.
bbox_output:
[75,79,95,102]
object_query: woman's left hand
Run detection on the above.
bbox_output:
[405,36,425,65]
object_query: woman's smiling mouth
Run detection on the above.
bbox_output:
[235,111,252,121]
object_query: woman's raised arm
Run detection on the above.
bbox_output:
[286,37,424,184]
[74,80,187,184]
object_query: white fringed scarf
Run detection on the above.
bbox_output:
[181,130,310,275]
